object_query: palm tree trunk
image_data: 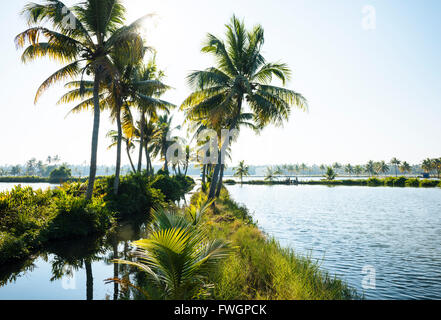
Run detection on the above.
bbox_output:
[114,103,122,195]
[215,164,224,197]
[86,73,101,201]
[126,143,136,173]
[113,242,119,300]
[202,164,206,192]
[208,150,221,199]
[137,113,145,173]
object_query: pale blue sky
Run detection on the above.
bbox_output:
[0,0,440,166]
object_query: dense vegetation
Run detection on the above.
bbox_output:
[113,190,358,300]
[0,173,194,264]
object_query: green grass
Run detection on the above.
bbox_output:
[195,190,359,300]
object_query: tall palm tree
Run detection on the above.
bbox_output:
[390,157,401,177]
[354,165,364,176]
[234,160,250,184]
[181,15,307,199]
[16,0,149,200]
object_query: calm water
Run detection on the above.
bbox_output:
[227,185,441,300]
[1,182,440,299]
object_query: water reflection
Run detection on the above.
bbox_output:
[0,215,151,300]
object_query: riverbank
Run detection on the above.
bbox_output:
[225,177,441,188]
[0,174,194,264]
[192,190,359,300]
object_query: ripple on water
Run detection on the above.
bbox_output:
[227,185,441,300]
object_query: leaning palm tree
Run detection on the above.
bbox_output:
[264,167,275,182]
[181,15,307,199]
[16,0,150,200]
[234,161,250,184]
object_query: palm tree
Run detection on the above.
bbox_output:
[16,0,149,200]
[422,158,433,177]
[300,163,308,176]
[264,167,275,182]
[151,115,181,174]
[181,16,307,199]
[107,130,136,173]
[344,164,353,176]
[375,161,390,177]
[354,165,364,176]
[390,157,401,177]
[332,162,342,173]
[399,161,412,175]
[234,161,250,184]
[365,160,376,177]
[324,167,337,180]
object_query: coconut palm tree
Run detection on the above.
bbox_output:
[324,167,337,180]
[390,157,401,177]
[365,161,376,177]
[375,161,390,177]
[107,130,136,173]
[344,164,353,176]
[234,161,250,184]
[354,165,364,176]
[150,115,181,174]
[264,167,275,182]
[181,15,307,199]
[16,0,150,200]
[399,161,412,175]
[422,158,433,177]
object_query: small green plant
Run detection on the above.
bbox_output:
[405,178,420,187]
[324,167,337,180]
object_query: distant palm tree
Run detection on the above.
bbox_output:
[399,161,412,175]
[344,164,354,176]
[422,158,433,177]
[332,162,342,173]
[365,161,376,177]
[234,161,250,184]
[390,158,401,177]
[324,167,337,180]
[151,115,181,174]
[264,167,275,182]
[16,0,149,200]
[375,161,390,177]
[107,130,136,173]
[300,163,308,176]
[354,165,364,176]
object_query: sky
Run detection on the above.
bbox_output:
[0,0,440,167]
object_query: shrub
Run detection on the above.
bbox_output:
[420,179,439,188]
[405,178,420,187]
[367,177,383,187]
[384,177,396,187]
[224,179,237,185]
[49,166,72,182]
[394,177,407,187]
[103,174,165,218]
[150,175,190,202]
[44,194,115,240]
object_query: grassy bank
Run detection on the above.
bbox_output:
[194,190,358,300]
[225,177,441,188]
[0,173,195,264]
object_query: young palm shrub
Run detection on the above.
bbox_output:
[324,167,337,180]
[111,207,232,300]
